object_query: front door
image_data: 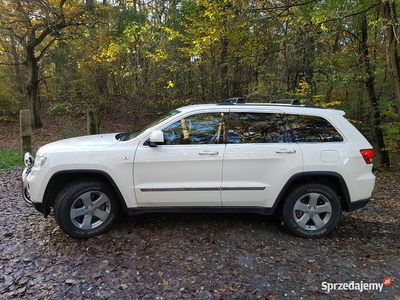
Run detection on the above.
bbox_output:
[134,111,227,206]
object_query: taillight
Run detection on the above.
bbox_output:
[360,149,374,164]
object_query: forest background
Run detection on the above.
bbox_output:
[0,0,399,167]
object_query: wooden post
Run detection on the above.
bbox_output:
[87,109,99,135]
[20,110,32,157]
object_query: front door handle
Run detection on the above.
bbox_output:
[276,149,296,154]
[199,150,219,155]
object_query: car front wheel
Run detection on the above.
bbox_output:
[54,180,120,239]
[282,183,341,238]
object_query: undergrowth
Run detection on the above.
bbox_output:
[0,148,24,170]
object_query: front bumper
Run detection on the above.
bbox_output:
[22,167,33,204]
[22,167,46,215]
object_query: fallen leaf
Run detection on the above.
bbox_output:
[65,279,78,285]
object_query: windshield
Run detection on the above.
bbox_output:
[118,110,181,141]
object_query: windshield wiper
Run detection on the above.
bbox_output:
[115,132,132,141]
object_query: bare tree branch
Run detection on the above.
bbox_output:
[256,0,319,11]
[59,0,67,9]
[36,36,57,61]
[0,62,24,66]
[318,2,381,25]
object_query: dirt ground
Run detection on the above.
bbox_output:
[0,168,399,299]
[0,117,399,299]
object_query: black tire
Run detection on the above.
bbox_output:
[281,183,341,238]
[54,180,120,239]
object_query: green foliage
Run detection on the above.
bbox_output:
[61,121,82,139]
[380,98,400,152]
[382,121,400,152]
[288,80,342,108]
[1,0,400,161]
[0,148,23,170]
[0,73,21,120]
[48,102,76,115]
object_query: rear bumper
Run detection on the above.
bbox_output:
[347,198,370,211]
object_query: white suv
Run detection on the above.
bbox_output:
[22,98,376,239]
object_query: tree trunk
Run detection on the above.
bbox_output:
[219,37,229,100]
[381,0,400,111]
[360,13,390,167]
[303,35,315,92]
[26,46,42,128]
[86,0,95,11]
[10,38,25,96]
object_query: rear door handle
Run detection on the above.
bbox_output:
[276,149,296,154]
[199,150,219,155]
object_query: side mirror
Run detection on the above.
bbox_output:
[148,130,164,147]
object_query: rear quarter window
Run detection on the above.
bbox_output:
[286,114,343,142]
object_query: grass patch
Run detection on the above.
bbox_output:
[0,148,24,170]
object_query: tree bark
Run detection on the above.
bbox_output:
[26,46,42,128]
[381,0,400,111]
[360,13,390,167]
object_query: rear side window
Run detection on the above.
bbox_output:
[228,113,288,143]
[286,115,343,142]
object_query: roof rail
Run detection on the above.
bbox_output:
[269,99,301,105]
[218,97,245,105]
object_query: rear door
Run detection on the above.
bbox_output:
[221,109,303,208]
[285,113,345,172]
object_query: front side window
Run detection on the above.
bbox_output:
[227,113,288,143]
[286,114,343,142]
[163,113,226,145]
[124,110,180,141]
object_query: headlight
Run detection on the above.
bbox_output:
[34,156,47,169]
[24,153,34,167]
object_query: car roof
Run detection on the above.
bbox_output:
[177,102,345,116]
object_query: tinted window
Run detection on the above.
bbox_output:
[126,110,180,141]
[286,115,343,142]
[163,113,226,145]
[228,113,288,143]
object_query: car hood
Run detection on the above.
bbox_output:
[36,133,120,156]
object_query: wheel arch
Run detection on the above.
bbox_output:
[272,171,351,214]
[42,170,127,217]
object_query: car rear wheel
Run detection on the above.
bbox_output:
[54,180,120,239]
[281,183,341,238]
